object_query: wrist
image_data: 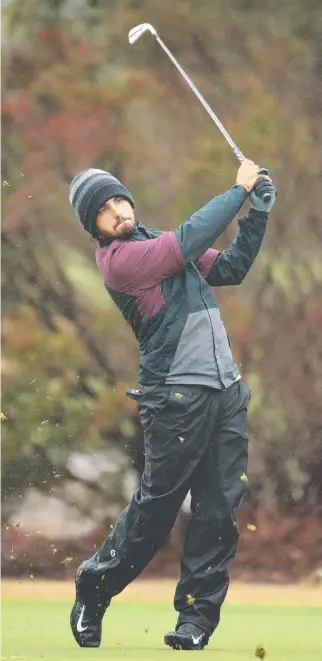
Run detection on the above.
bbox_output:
[235,183,250,194]
[249,205,269,218]
[237,182,251,192]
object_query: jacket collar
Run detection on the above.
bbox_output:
[97,221,162,248]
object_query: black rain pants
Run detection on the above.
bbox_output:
[78,380,251,635]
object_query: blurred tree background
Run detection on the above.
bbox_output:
[2,0,322,581]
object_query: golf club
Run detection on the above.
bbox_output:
[128,23,271,202]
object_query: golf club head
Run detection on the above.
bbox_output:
[128,23,157,44]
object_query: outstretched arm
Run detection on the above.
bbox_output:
[97,187,248,291]
[196,179,277,286]
[97,161,266,292]
[196,207,268,286]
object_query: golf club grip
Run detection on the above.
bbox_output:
[257,167,271,203]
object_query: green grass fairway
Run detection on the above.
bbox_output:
[2,598,322,661]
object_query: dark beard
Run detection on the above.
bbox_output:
[96,221,137,246]
[118,223,136,239]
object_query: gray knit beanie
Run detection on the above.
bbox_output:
[69,168,135,236]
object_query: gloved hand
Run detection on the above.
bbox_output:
[250,178,277,212]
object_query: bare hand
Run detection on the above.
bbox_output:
[236,159,271,193]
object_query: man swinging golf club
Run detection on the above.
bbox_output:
[69,159,277,650]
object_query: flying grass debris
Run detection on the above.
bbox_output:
[185,594,195,606]
[255,644,267,659]
[247,524,257,531]
[240,473,248,482]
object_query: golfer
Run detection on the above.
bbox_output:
[68,160,276,650]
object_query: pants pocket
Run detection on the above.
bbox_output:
[138,385,172,430]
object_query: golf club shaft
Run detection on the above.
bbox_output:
[129,24,271,202]
[155,34,271,201]
[155,34,245,163]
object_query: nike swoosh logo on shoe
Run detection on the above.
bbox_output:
[77,605,88,632]
[192,634,203,645]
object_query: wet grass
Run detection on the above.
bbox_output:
[2,597,322,660]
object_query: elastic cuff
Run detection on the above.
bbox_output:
[176,617,214,637]
[249,206,269,219]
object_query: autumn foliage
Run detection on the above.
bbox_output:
[2,0,322,577]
